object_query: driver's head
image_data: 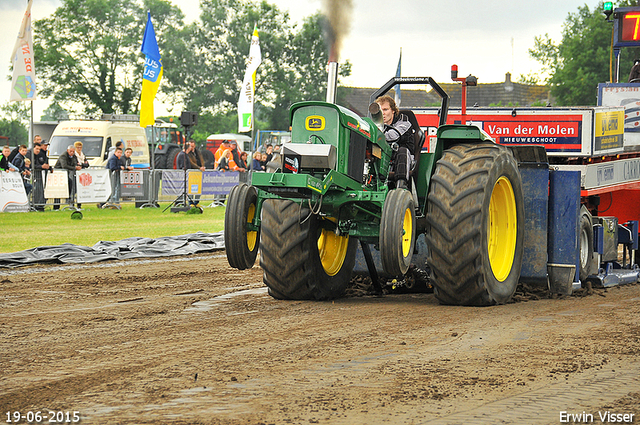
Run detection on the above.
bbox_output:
[376,95,399,125]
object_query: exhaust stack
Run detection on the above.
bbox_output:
[326,61,338,104]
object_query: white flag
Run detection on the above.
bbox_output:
[11,0,37,102]
[238,25,261,132]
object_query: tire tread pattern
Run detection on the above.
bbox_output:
[260,199,356,300]
[426,142,523,306]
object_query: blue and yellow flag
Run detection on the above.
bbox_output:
[140,12,162,128]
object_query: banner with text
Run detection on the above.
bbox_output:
[122,170,146,198]
[161,170,240,196]
[44,171,69,199]
[0,171,28,212]
[76,169,111,203]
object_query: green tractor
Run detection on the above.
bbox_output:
[225,77,524,306]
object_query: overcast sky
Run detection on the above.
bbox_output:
[1,0,595,119]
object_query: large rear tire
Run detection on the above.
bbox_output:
[153,153,166,169]
[426,142,524,306]
[260,199,357,300]
[165,147,181,169]
[380,189,416,277]
[224,184,260,270]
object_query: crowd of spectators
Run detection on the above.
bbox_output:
[2,135,284,211]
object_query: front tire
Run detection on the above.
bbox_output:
[224,184,260,270]
[260,199,357,300]
[380,189,416,277]
[426,142,524,306]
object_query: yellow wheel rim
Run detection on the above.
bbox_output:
[488,176,517,282]
[402,207,413,258]
[318,225,349,277]
[246,203,257,251]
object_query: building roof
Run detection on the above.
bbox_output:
[339,73,551,117]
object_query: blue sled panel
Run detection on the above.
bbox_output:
[548,169,581,293]
[519,165,549,286]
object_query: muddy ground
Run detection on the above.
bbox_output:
[1,252,639,424]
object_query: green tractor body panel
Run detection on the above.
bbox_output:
[289,101,391,179]
[250,101,396,244]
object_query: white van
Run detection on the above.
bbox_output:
[48,118,150,168]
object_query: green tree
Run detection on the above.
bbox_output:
[33,0,184,115]
[0,119,28,146]
[530,1,640,105]
[268,13,352,129]
[0,102,29,124]
[0,103,28,146]
[40,102,69,121]
[166,1,351,131]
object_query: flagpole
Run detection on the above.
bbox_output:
[29,101,33,147]
[29,100,34,210]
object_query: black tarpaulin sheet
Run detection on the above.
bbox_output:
[0,232,225,268]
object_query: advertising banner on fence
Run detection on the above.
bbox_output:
[161,170,185,196]
[188,171,202,195]
[76,169,111,203]
[202,171,239,195]
[0,171,28,212]
[122,170,145,198]
[44,171,69,199]
[162,170,240,196]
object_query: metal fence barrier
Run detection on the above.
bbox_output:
[0,168,249,212]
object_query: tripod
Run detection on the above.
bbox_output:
[163,127,197,213]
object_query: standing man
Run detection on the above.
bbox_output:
[187,140,205,172]
[228,142,246,172]
[376,95,415,189]
[53,145,81,210]
[30,142,50,211]
[11,145,32,195]
[105,147,124,208]
[186,140,205,206]
[175,143,198,207]
[176,142,192,171]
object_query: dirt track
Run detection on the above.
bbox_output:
[1,252,639,424]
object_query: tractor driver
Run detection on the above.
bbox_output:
[376,95,414,189]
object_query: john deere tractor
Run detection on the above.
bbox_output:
[225,77,524,306]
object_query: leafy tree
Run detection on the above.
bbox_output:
[269,13,352,129]
[40,102,69,121]
[0,102,29,124]
[0,103,28,146]
[530,1,640,105]
[33,0,184,115]
[166,1,351,131]
[0,120,28,146]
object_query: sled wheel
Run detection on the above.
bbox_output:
[260,199,357,300]
[224,183,260,270]
[426,142,524,306]
[579,211,594,282]
[380,189,416,277]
